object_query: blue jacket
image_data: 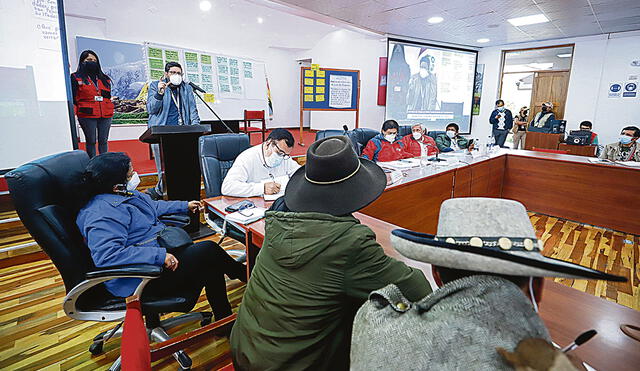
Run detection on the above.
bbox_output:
[146,81,200,127]
[76,191,188,297]
[489,109,513,131]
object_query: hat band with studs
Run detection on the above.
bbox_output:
[435,236,543,251]
[304,161,361,185]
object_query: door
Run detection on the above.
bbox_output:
[529,71,570,120]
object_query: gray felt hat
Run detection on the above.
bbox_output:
[391,198,626,281]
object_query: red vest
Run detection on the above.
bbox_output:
[73,74,114,118]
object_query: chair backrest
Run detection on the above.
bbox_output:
[199,133,250,197]
[398,125,412,137]
[427,130,445,140]
[244,110,265,121]
[532,147,569,154]
[347,128,379,155]
[5,151,95,293]
[315,129,346,142]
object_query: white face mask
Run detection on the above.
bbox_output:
[419,68,428,78]
[265,152,284,167]
[126,172,140,191]
[385,134,397,142]
[169,74,183,85]
[446,130,456,138]
[412,131,422,140]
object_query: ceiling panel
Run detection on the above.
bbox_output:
[276,0,640,46]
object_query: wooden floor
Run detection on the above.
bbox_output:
[0,213,638,370]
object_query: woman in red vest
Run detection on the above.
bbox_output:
[71,50,114,158]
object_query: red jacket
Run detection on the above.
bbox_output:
[401,135,439,157]
[361,134,413,162]
[71,73,114,119]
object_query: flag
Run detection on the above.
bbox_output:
[121,296,151,371]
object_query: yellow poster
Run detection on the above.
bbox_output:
[311,63,320,70]
[316,86,325,94]
[304,70,315,77]
[317,70,326,77]
[304,86,314,94]
[316,79,325,86]
[304,78,314,85]
[304,95,314,102]
[315,94,325,102]
[203,93,215,103]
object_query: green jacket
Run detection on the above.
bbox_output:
[435,133,470,151]
[230,211,431,371]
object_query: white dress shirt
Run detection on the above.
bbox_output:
[221,144,301,197]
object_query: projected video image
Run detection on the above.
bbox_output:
[386,41,477,133]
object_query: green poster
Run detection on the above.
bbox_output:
[150,69,164,80]
[165,50,179,62]
[149,58,163,70]
[185,52,198,63]
[148,47,162,59]
[201,54,212,64]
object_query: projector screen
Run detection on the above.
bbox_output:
[386,40,477,134]
[0,0,74,171]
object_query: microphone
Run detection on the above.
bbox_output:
[560,329,597,353]
[188,81,206,93]
[342,125,349,131]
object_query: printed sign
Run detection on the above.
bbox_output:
[608,83,622,98]
[623,82,637,98]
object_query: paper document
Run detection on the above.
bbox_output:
[329,75,352,108]
[587,158,613,164]
[379,159,420,170]
[264,190,284,201]
[225,207,266,225]
[615,161,640,167]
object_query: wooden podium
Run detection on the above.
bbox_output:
[524,131,563,150]
[140,125,212,238]
[558,143,597,157]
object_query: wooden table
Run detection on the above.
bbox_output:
[524,131,563,150]
[558,143,597,157]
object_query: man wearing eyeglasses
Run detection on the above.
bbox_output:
[146,61,201,200]
[222,128,301,197]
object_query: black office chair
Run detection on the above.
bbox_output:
[6,151,215,370]
[198,133,250,247]
[398,125,412,137]
[347,128,379,156]
[427,130,445,141]
[315,129,346,142]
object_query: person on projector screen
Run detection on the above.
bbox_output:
[530,102,555,130]
[406,54,439,113]
[146,62,201,200]
[435,123,470,152]
[71,50,115,159]
[401,123,439,157]
[361,120,413,162]
[489,99,513,148]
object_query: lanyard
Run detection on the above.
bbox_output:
[170,89,183,124]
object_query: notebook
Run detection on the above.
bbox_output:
[225,207,266,224]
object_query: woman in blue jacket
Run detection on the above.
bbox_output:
[76,152,246,320]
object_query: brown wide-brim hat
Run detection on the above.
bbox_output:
[285,136,386,216]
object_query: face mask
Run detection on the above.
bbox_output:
[419,68,428,78]
[265,151,284,167]
[169,74,183,85]
[497,106,505,112]
[126,172,141,191]
[619,135,633,145]
[541,107,548,113]
[83,61,98,74]
[385,134,396,142]
[412,131,422,140]
[446,130,456,138]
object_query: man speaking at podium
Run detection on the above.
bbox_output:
[146,61,201,200]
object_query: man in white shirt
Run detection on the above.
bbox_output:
[222,129,301,197]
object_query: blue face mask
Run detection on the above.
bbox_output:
[619,135,633,145]
[497,106,505,112]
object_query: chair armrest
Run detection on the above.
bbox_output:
[160,214,191,228]
[86,264,163,280]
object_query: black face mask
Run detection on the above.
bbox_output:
[83,61,99,74]
[541,107,548,113]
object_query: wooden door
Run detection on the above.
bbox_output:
[529,71,570,120]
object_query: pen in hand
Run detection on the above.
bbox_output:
[560,329,597,353]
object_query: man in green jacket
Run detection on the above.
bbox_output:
[230,136,431,370]
[435,122,470,152]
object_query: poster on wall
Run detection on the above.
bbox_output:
[623,81,637,98]
[145,43,181,82]
[472,64,485,115]
[77,37,147,124]
[608,82,622,98]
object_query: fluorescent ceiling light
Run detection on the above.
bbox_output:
[507,14,549,26]
[477,38,490,43]
[556,53,572,58]
[427,16,443,24]
[257,17,264,24]
[199,0,212,12]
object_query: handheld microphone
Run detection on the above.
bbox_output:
[188,81,206,93]
[561,329,597,353]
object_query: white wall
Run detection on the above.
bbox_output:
[471,31,640,146]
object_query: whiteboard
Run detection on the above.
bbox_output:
[144,42,269,123]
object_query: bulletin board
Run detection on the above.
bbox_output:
[299,67,360,145]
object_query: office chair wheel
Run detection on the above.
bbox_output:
[89,341,104,355]
[200,312,213,327]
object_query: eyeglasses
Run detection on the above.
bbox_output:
[272,142,291,159]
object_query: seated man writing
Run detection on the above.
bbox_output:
[435,123,471,152]
[230,136,431,370]
[361,119,412,162]
[400,123,439,157]
[600,125,640,162]
[221,128,301,197]
[351,197,624,370]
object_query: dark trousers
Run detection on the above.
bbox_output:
[144,240,246,320]
[78,117,112,158]
[492,129,509,148]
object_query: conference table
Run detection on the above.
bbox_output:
[200,149,639,371]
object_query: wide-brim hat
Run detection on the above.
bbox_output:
[391,198,626,281]
[285,135,386,216]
